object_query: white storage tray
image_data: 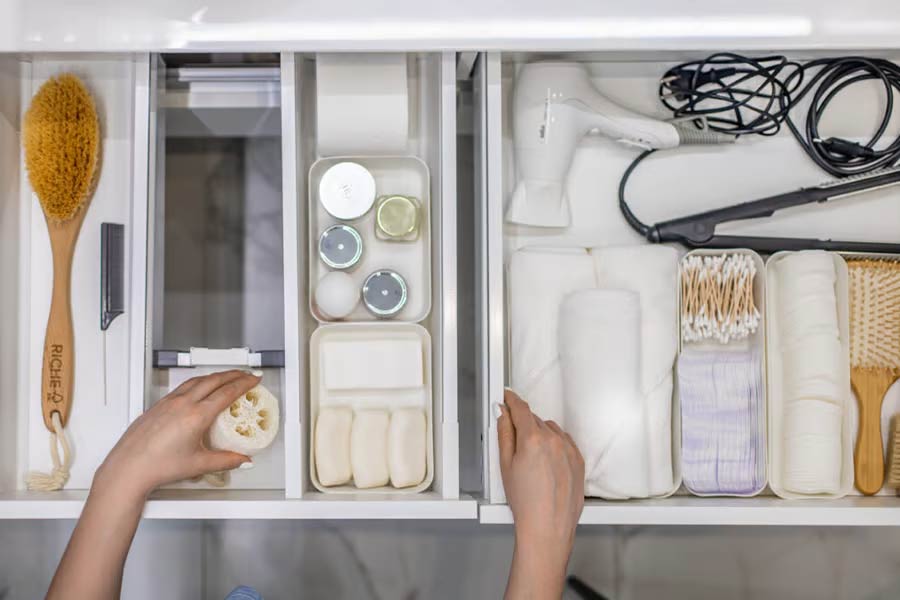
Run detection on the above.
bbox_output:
[766,252,853,500]
[308,155,432,323]
[308,323,434,494]
[678,249,768,498]
[502,245,682,500]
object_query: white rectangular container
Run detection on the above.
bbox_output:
[678,249,768,497]
[308,323,435,494]
[308,155,432,323]
[765,251,853,500]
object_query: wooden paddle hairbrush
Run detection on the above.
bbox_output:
[848,258,900,496]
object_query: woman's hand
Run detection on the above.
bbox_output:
[48,370,259,600]
[93,369,258,500]
[498,389,584,599]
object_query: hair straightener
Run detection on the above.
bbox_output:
[619,150,900,253]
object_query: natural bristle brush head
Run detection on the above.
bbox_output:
[23,73,100,222]
[848,259,900,370]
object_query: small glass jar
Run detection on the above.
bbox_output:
[318,224,363,270]
[362,270,408,318]
[375,195,420,241]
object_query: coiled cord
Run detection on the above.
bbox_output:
[660,53,900,177]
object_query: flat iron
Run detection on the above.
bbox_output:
[619,150,900,253]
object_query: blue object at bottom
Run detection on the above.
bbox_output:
[225,585,263,600]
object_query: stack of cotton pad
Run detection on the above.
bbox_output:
[679,348,765,495]
[776,252,844,495]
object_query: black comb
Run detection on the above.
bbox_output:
[100,223,124,330]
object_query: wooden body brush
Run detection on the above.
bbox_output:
[848,258,900,496]
[23,74,100,491]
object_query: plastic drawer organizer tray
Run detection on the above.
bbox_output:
[3,50,900,526]
[0,52,472,520]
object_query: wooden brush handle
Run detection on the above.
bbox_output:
[41,220,81,431]
[851,368,900,496]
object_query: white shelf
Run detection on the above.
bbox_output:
[480,497,900,526]
[2,1,900,52]
[0,490,478,520]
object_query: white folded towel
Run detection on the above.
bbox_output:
[592,245,678,495]
[508,247,597,425]
[559,289,649,499]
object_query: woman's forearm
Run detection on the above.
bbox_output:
[505,537,569,600]
[46,471,146,600]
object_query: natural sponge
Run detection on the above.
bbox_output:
[209,384,280,456]
[23,73,100,222]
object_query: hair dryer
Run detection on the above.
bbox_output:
[510,62,734,227]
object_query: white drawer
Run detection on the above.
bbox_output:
[473,51,900,525]
[0,51,476,520]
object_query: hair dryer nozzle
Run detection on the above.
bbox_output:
[672,122,736,145]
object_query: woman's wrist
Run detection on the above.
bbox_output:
[91,460,153,506]
[509,536,569,599]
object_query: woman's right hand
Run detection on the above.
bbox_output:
[498,389,584,599]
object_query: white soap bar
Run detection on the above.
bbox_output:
[315,407,353,487]
[388,408,427,488]
[322,339,423,391]
[351,410,390,489]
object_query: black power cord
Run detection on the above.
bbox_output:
[660,53,900,177]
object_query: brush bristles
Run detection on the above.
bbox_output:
[23,73,99,222]
[888,415,900,490]
[848,259,900,369]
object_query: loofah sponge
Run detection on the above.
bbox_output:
[23,73,100,222]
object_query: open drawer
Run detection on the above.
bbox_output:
[473,52,900,525]
[0,51,475,519]
[0,53,150,516]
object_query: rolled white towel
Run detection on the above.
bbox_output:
[591,245,678,394]
[508,247,597,425]
[592,245,678,496]
[559,289,650,499]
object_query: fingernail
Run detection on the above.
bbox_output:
[238,460,255,470]
[251,370,263,378]
[493,402,503,420]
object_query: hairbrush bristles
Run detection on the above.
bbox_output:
[887,415,900,491]
[23,73,99,222]
[848,259,900,370]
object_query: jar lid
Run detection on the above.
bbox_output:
[362,270,408,318]
[376,195,419,238]
[318,162,376,220]
[319,224,363,270]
